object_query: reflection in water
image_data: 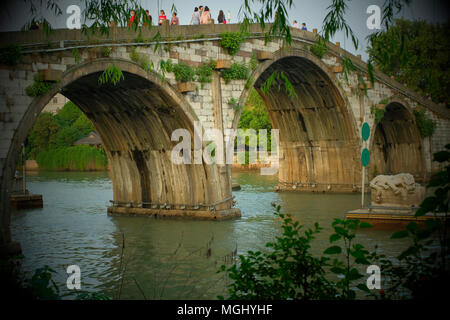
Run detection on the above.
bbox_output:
[11,170,410,299]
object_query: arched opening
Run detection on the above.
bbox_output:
[234,51,359,192]
[371,102,425,180]
[1,59,233,246]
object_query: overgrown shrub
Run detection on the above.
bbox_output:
[220,32,244,56]
[219,204,373,300]
[221,62,250,83]
[371,106,386,124]
[310,37,328,58]
[25,74,53,97]
[413,109,436,138]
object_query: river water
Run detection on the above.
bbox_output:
[11,170,411,299]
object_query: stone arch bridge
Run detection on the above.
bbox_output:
[1,24,449,250]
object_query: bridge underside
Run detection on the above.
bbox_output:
[371,103,425,181]
[255,57,360,192]
[62,71,237,218]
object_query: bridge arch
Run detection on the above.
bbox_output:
[233,48,360,192]
[1,58,232,245]
[369,96,425,180]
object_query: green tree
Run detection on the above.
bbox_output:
[72,113,95,137]
[55,101,83,127]
[26,112,59,158]
[54,126,82,149]
[367,19,450,105]
[238,89,272,153]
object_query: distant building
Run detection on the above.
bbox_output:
[43,93,69,114]
[73,132,102,147]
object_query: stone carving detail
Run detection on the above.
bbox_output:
[370,173,425,207]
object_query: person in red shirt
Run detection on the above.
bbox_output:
[158,10,167,25]
[128,10,137,27]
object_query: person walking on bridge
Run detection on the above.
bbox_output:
[158,10,167,25]
[190,7,201,25]
[143,10,152,26]
[171,12,179,25]
[217,10,226,24]
[200,6,211,24]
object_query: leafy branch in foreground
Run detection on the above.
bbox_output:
[240,0,294,45]
[218,203,373,300]
[98,64,124,86]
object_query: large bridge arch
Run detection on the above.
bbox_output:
[232,48,360,192]
[1,58,234,246]
[369,96,426,180]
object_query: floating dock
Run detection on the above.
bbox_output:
[345,206,446,226]
[10,193,43,210]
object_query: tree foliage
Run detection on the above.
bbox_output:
[367,19,450,105]
[26,101,95,160]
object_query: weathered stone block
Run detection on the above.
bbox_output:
[332,65,343,73]
[38,69,63,82]
[177,82,196,93]
[214,60,231,70]
[255,50,273,61]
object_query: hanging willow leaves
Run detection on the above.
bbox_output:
[240,0,294,45]
[98,64,124,86]
[341,56,356,83]
[261,70,297,99]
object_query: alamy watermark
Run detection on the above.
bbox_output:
[171,122,280,175]
[366,5,381,30]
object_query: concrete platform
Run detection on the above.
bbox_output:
[107,206,241,220]
[10,193,43,210]
[345,207,447,226]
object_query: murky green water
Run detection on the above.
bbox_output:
[11,170,411,299]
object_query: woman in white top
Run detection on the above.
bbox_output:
[190,7,200,25]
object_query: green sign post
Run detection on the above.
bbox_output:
[361,122,370,208]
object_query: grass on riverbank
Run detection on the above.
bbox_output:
[36,145,107,171]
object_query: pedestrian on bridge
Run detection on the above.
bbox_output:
[218,10,226,24]
[143,10,152,26]
[158,10,167,25]
[129,10,138,27]
[191,7,201,25]
[200,6,211,24]
[171,12,180,25]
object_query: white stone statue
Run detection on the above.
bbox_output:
[370,173,425,207]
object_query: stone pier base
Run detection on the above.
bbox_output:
[107,206,241,220]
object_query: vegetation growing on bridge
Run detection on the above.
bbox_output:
[310,36,328,59]
[413,109,436,138]
[371,106,386,124]
[159,59,217,87]
[25,74,53,97]
[0,44,22,66]
[221,62,250,84]
[219,32,245,56]
[129,47,153,72]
